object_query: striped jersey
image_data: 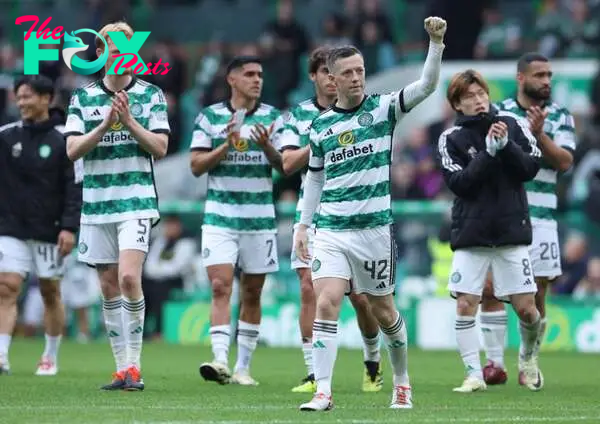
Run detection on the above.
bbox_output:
[308,92,405,231]
[279,98,325,225]
[190,101,282,233]
[495,97,576,225]
[64,77,170,225]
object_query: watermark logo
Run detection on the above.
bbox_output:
[16,15,171,76]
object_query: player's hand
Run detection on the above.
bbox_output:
[101,102,119,130]
[250,123,273,149]
[295,226,310,263]
[527,106,548,136]
[489,122,508,150]
[424,16,447,44]
[57,230,75,257]
[113,91,133,126]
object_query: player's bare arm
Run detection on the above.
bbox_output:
[251,123,284,173]
[113,91,168,159]
[527,105,573,172]
[400,17,446,112]
[66,102,119,161]
[282,145,310,176]
[190,122,235,177]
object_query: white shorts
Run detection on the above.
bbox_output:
[77,219,151,265]
[529,224,561,279]
[61,257,101,309]
[291,226,315,270]
[23,285,44,326]
[448,246,537,301]
[201,228,279,274]
[0,236,64,279]
[311,225,397,296]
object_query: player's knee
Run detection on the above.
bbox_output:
[456,295,479,316]
[211,277,232,300]
[299,276,315,304]
[348,293,370,314]
[373,306,397,328]
[98,266,119,296]
[513,297,538,323]
[39,280,61,306]
[0,275,21,302]
[240,282,262,305]
[119,271,141,293]
[316,293,340,316]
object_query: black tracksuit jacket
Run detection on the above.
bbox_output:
[436,107,542,251]
[0,110,82,243]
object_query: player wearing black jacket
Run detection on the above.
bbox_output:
[0,75,81,376]
[437,69,544,394]
[441,106,539,250]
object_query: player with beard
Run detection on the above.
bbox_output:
[480,53,575,387]
[65,21,170,391]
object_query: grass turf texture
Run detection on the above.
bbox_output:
[0,339,598,424]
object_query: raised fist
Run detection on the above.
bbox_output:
[424,16,447,44]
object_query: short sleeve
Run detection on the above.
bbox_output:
[190,111,213,150]
[386,91,402,123]
[555,110,576,151]
[278,111,302,151]
[64,90,85,137]
[148,88,170,134]
[308,125,324,171]
[269,113,285,151]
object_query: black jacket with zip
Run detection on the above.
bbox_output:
[436,106,542,250]
[0,109,82,243]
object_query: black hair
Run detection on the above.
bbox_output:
[326,45,362,72]
[13,75,54,100]
[517,52,549,73]
[226,56,262,75]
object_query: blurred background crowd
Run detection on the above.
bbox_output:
[1,0,600,341]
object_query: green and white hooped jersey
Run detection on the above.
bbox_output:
[190,101,283,233]
[279,98,325,225]
[64,77,170,225]
[308,92,405,231]
[495,97,576,226]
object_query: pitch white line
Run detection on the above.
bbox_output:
[123,417,600,424]
[2,405,597,413]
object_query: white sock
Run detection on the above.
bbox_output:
[235,321,260,373]
[102,297,127,372]
[362,333,381,363]
[0,333,11,365]
[519,311,541,361]
[455,315,482,380]
[381,312,409,386]
[532,317,547,358]
[480,310,507,368]
[210,325,230,364]
[302,337,314,376]
[123,297,145,370]
[312,319,338,396]
[42,334,62,362]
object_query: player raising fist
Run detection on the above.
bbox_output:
[296,16,446,411]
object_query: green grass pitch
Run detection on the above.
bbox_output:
[0,339,598,423]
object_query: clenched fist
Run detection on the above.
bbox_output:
[424,16,447,44]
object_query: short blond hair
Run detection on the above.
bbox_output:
[95,21,134,50]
